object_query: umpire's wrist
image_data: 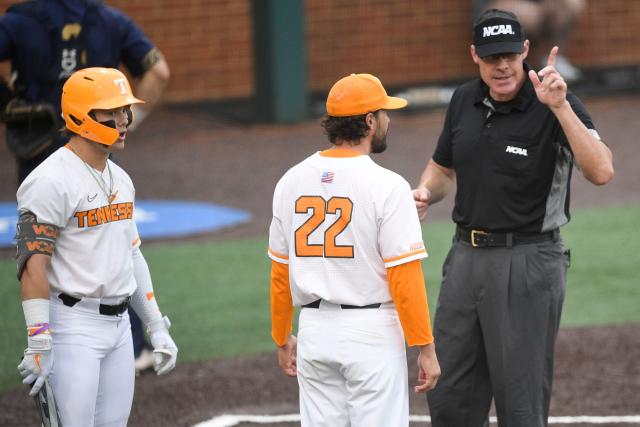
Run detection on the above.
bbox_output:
[549,99,571,113]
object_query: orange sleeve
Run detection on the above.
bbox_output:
[270,260,294,347]
[386,259,433,346]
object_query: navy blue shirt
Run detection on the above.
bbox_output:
[432,63,595,233]
[0,0,155,118]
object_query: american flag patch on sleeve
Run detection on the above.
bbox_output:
[321,171,334,183]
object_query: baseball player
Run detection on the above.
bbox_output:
[269,73,441,427]
[0,0,171,369]
[16,67,178,427]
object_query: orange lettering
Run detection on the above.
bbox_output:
[104,205,112,222]
[294,196,325,257]
[118,203,127,220]
[95,206,106,225]
[74,211,88,228]
[31,224,58,238]
[325,197,354,258]
[126,202,133,219]
[26,241,54,254]
[294,196,354,258]
[87,209,97,227]
[110,204,119,220]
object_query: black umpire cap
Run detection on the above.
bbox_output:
[473,9,525,58]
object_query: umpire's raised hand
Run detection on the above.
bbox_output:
[529,46,568,109]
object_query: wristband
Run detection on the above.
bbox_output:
[27,323,50,337]
[22,298,50,327]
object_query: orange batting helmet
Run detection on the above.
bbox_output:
[61,67,144,146]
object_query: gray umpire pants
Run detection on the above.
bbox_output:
[427,235,570,427]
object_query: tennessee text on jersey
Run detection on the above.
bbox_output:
[74,202,133,228]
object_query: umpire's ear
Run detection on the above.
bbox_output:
[521,39,530,60]
[470,45,480,64]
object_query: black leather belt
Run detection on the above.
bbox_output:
[58,293,130,316]
[302,299,381,309]
[456,226,558,248]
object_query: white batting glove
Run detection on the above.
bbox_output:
[18,333,54,396]
[148,316,178,375]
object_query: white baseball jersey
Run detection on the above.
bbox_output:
[17,146,140,298]
[268,149,427,306]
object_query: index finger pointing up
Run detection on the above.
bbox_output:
[547,46,559,68]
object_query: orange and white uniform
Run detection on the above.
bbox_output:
[18,146,140,298]
[17,145,140,426]
[269,147,433,427]
[15,67,176,427]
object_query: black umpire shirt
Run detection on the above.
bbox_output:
[432,63,596,233]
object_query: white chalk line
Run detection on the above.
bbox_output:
[193,414,640,427]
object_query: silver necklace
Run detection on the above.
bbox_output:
[67,144,118,204]
[82,160,115,203]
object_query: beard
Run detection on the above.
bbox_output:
[370,129,387,154]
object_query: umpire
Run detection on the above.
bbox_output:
[413,9,613,427]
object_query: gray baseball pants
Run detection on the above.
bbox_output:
[427,236,570,427]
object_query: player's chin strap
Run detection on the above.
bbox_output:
[129,247,178,375]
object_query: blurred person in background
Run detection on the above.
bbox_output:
[474,0,586,82]
[0,0,170,372]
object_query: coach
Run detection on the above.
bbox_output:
[413,9,613,427]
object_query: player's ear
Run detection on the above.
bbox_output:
[366,112,376,129]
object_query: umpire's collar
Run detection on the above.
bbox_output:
[474,62,535,114]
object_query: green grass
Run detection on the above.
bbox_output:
[1,205,638,391]
[559,207,640,325]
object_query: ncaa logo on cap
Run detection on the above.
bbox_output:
[472,9,525,58]
[483,24,515,37]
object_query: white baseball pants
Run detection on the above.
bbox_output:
[49,295,135,427]
[297,301,408,427]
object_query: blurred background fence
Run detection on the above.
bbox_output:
[2,0,638,105]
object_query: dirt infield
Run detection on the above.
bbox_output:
[1,95,639,426]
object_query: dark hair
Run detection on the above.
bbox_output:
[321,111,378,144]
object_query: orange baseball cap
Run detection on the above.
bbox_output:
[326,73,407,117]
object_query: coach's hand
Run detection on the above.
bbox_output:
[278,334,297,377]
[148,316,178,375]
[529,46,568,110]
[415,343,440,393]
[18,333,54,396]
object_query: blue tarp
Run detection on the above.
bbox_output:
[0,200,251,247]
